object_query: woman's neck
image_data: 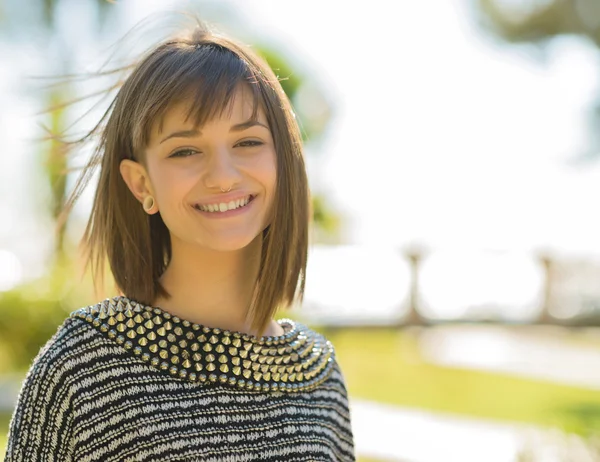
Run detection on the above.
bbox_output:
[152,234,283,338]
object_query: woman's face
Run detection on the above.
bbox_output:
[143,86,277,252]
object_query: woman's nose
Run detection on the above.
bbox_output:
[204,146,242,187]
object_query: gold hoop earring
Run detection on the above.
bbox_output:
[143,196,155,212]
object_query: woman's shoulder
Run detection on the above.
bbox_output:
[21,298,139,389]
[4,302,120,461]
[286,320,352,393]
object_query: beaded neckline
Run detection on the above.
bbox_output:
[70,296,335,393]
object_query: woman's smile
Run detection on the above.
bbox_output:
[193,194,257,219]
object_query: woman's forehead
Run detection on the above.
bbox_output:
[154,87,265,136]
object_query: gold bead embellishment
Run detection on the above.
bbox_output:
[70,296,335,393]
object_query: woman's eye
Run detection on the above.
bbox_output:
[170,149,198,158]
[237,140,264,148]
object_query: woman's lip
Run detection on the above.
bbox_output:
[193,195,256,218]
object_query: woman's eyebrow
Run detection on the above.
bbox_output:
[230,120,269,133]
[160,129,200,144]
[159,121,269,144]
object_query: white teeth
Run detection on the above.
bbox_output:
[197,195,252,213]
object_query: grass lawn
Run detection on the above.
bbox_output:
[324,326,600,436]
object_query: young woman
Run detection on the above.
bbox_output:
[4,22,355,462]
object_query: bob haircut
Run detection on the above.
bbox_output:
[62,23,310,337]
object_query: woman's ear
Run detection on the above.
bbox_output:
[120,159,154,204]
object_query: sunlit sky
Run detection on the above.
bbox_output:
[1,0,600,318]
[238,0,600,256]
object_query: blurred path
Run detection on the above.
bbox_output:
[350,399,588,462]
[418,325,600,389]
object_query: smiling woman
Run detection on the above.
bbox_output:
[3,17,355,462]
[123,87,278,259]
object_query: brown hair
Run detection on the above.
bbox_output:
[61,22,310,336]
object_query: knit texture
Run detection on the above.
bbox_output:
[4,302,355,461]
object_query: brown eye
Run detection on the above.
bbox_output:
[236,140,263,148]
[170,149,198,158]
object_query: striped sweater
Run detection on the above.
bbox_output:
[4,296,355,461]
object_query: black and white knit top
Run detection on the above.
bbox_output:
[4,296,355,461]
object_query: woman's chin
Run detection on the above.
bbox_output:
[196,234,261,252]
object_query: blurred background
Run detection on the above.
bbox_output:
[2,0,600,460]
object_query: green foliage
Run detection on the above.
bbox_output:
[0,0,112,38]
[41,90,69,259]
[310,193,344,243]
[474,0,600,46]
[0,288,69,373]
[0,256,93,373]
[255,45,302,100]
[473,0,600,165]
[556,402,600,437]
[254,43,331,143]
